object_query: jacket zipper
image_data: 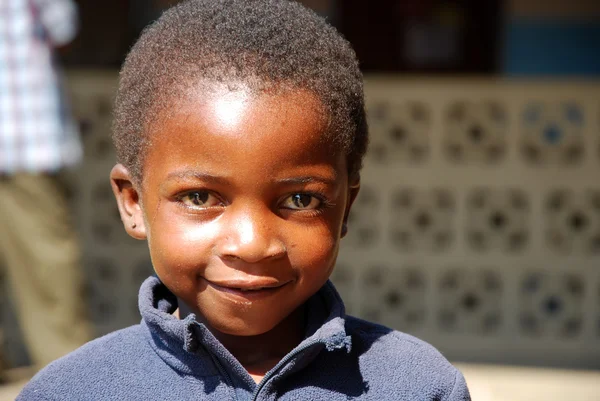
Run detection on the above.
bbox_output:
[209,352,237,401]
[250,339,321,401]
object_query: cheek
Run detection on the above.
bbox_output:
[147,216,219,281]
[178,219,222,245]
[289,223,339,277]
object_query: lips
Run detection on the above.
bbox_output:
[203,277,290,299]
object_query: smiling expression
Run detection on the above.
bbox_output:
[113,85,358,336]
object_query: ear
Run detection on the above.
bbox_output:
[341,177,360,238]
[110,164,147,240]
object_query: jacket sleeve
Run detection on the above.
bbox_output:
[445,369,471,401]
[31,0,79,46]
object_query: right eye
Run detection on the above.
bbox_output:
[178,191,222,209]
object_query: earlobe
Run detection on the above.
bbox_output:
[341,222,348,237]
[110,164,147,240]
[341,179,360,238]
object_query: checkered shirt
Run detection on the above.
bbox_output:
[0,0,82,173]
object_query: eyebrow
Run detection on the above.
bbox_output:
[275,176,338,186]
[166,171,338,186]
[166,171,229,184]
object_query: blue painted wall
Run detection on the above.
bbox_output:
[504,18,600,76]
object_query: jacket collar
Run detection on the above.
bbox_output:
[139,276,352,380]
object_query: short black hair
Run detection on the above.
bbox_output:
[113,0,368,182]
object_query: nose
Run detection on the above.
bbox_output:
[217,206,286,263]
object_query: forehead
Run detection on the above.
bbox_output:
[142,85,346,182]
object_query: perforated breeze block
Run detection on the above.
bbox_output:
[338,77,600,369]
[1,72,599,370]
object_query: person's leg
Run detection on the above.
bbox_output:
[0,329,5,383]
[0,173,91,370]
[0,176,10,381]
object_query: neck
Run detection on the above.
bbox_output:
[178,301,307,378]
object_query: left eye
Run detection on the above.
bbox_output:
[282,194,321,210]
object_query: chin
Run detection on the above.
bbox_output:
[209,317,278,337]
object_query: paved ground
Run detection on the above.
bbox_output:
[0,380,24,401]
[2,363,599,400]
[456,363,600,401]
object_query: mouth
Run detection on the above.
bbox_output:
[203,278,290,300]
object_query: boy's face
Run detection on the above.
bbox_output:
[112,86,359,336]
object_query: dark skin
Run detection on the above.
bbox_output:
[111,84,359,383]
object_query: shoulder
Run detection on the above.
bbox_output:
[346,315,450,366]
[17,325,151,400]
[345,316,471,400]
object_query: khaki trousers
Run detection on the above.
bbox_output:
[0,173,91,370]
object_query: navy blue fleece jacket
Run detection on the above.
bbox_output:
[19,276,470,400]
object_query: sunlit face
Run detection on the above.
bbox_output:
[122,85,358,336]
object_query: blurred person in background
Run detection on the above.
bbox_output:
[0,0,91,380]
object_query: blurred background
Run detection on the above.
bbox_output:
[1,0,600,399]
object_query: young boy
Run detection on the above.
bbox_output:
[19,0,470,399]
